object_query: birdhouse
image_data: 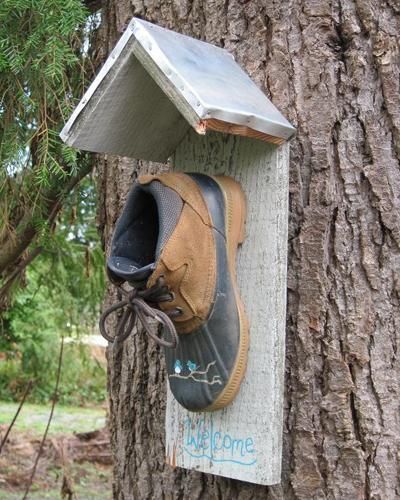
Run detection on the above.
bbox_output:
[61,17,295,486]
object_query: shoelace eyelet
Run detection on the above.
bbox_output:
[157,274,165,285]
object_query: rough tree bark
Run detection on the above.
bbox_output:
[96,0,400,498]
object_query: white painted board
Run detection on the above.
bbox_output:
[166,130,289,485]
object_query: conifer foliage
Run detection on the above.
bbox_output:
[0,0,95,309]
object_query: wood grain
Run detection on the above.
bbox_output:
[203,118,285,145]
[165,130,290,485]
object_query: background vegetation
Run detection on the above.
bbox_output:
[0,0,106,406]
[0,178,106,405]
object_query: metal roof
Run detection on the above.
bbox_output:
[60,18,295,162]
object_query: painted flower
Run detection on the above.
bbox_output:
[174,360,182,374]
[187,360,199,372]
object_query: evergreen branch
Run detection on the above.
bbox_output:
[0,247,43,309]
[0,245,43,286]
[0,159,93,276]
[0,0,97,311]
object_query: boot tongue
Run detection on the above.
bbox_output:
[108,257,155,285]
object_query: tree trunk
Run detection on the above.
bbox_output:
[97,1,400,498]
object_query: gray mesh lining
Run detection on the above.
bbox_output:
[142,180,183,258]
[108,179,183,282]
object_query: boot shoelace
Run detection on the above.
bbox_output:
[99,276,180,348]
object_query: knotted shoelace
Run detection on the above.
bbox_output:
[99,277,180,348]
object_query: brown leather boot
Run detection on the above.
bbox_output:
[100,172,248,411]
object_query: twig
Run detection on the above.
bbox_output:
[22,337,64,500]
[168,361,223,385]
[169,372,223,386]
[189,361,217,376]
[0,379,33,454]
[50,437,76,500]
[0,247,43,303]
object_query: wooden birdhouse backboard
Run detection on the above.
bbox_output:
[165,132,289,484]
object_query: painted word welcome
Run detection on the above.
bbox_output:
[183,416,256,466]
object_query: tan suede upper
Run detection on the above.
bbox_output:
[138,173,217,334]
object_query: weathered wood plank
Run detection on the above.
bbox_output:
[166,130,289,485]
[202,118,285,145]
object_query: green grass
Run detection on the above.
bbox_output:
[0,401,106,435]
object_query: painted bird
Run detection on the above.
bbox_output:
[187,360,199,372]
[174,360,183,374]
